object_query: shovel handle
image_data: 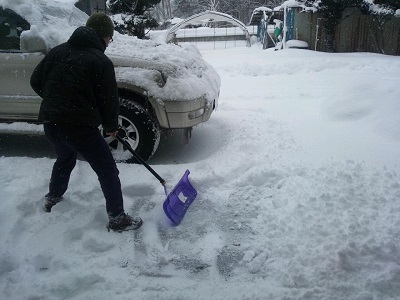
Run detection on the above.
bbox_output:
[115,134,166,186]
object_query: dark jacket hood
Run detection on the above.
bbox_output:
[68,26,106,52]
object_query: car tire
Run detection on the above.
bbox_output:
[104,98,161,163]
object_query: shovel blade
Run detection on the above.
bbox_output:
[163,170,197,225]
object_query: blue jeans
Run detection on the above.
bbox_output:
[44,122,124,217]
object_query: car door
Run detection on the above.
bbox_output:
[0,7,44,122]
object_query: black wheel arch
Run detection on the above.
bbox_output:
[109,88,161,162]
[118,88,154,115]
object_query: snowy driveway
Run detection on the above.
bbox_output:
[1,47,400,300]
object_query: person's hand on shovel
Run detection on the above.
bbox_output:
[107,131,118,138]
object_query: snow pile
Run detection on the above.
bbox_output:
[108,36,220,102]
[1,44,400,299]
[107,34,221,103]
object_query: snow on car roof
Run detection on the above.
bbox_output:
[0,0,87,49]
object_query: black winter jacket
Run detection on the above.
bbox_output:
[30,26,119,132]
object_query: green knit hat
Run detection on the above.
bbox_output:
[86,12,114,38]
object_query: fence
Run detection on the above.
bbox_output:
[294,8,400,55]
[149,26,258,50]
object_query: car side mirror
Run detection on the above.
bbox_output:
[20,25,47,52]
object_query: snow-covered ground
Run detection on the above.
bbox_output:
[1,45,400,300]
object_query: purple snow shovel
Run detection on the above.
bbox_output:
[116,134,197,225]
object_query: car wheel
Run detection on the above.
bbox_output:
[103,98,161,163]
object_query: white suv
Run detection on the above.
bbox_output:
[0,0,220,161]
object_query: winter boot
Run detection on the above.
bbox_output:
[108,212,143,232]
[44,194,63,212]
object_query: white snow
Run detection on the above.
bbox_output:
[1,1,400,299]
[282,0,302,8]
[369,4,395,15]
[109,39,220,103]
[285,39,309,48]
[253,6,273,12]
[1,44,400,299]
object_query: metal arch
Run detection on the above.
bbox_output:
[165,11,251,46]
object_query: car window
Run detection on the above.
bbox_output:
[0,7,30,52]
